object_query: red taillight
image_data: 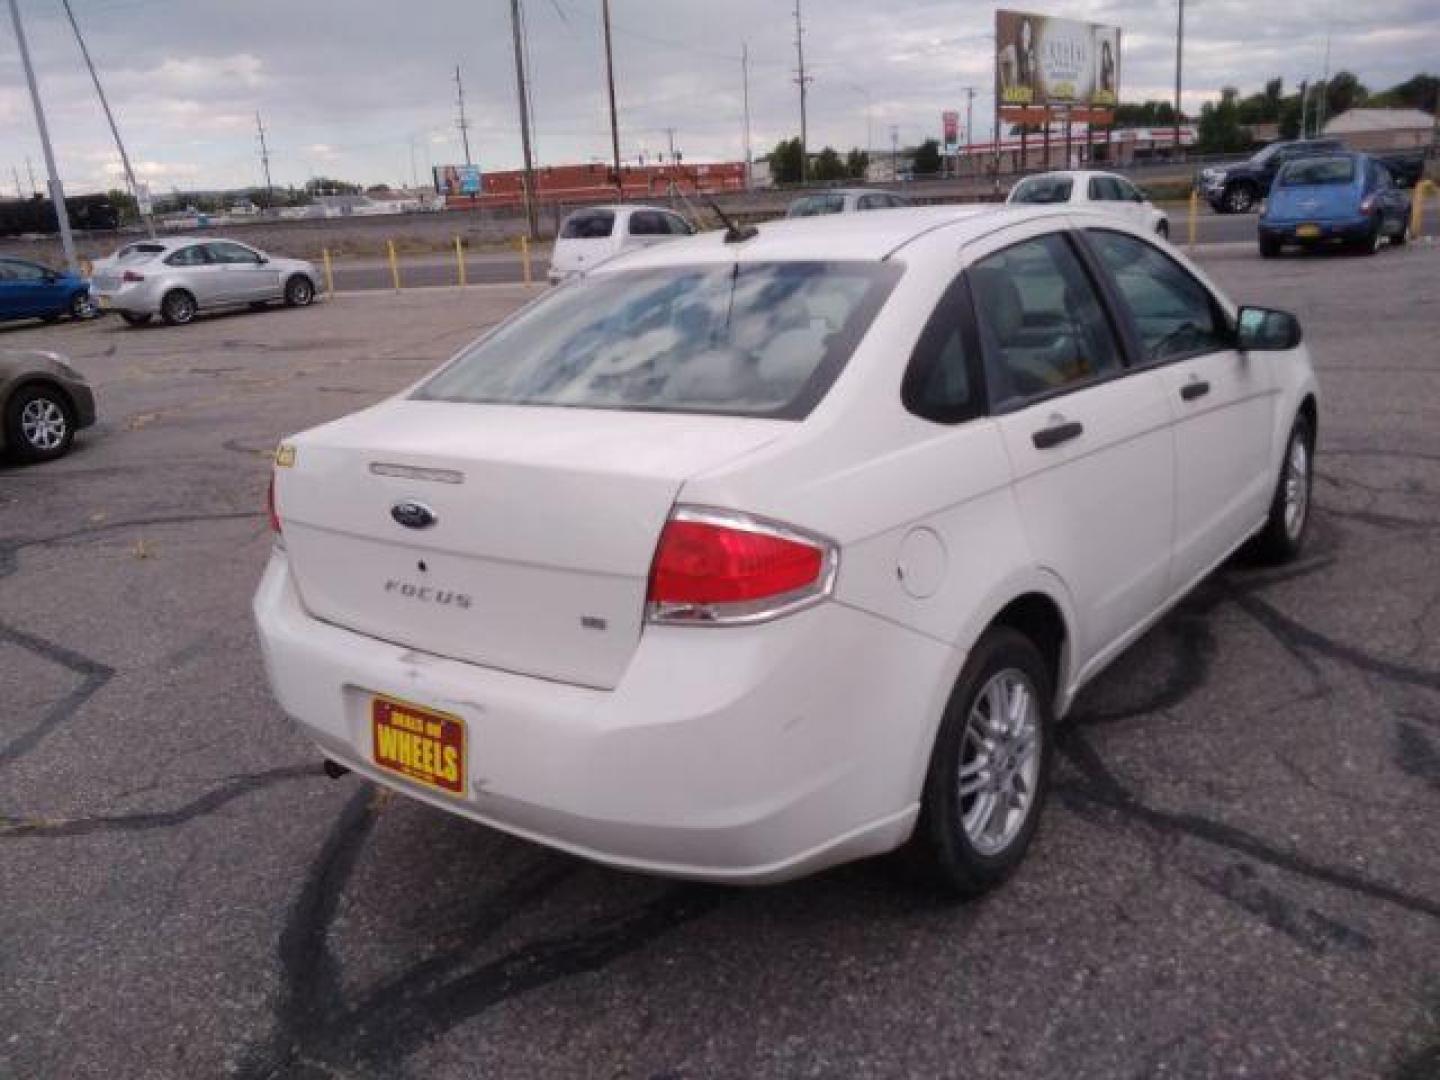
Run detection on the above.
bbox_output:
[266,473,281,534]
[121,269,145,283]
[646,509,834,625]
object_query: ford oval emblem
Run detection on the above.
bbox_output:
[391,500,438,529]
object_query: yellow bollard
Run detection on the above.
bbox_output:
[387,239,401,291]
[322,248,334,297]
[1409,178,1437,240]
[520,234,532,285]
[1187,188,1198,249]
[454,236,466,287]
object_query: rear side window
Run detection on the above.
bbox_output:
[561,210,615,239]
[1085,230,1229,362]
[165,245,210,267]
[903,276,981,424]
[1010,176,1073,204]
[415,261,900,419]
[118,243,164,262]
[787,194,845,217]
[970,234,1120,407]
[628,211,669,236]
[1088,176,1124,201]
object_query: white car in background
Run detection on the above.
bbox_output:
[257,206,1317,895]
[786,189,912,217]
[548,204,695,283]
[1008,170,1171,238]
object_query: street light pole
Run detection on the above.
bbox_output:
[1173,0,1184,159]
[601,0,623,199]
[8,0,77,269]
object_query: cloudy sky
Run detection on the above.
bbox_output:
[1,0,1436,194]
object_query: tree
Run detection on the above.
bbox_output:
[1373,73,1440,112]
[845,148,869,180]
[106,188,138,225]
[1321,71,1368,120]
[768,137,804,184]
[304,176,361,196]
[1196,87,1252,153]
[911,138,942,176]
[812,146,847,183]
[1113,100,1177,127]
[365,183,392,195]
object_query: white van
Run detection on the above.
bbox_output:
[548,204,695,284]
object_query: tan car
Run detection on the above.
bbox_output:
[1,349,96,463]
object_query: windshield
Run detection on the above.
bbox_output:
[787,194,846,218]
[560,210,615,239]
[415,261,900,419]
[1279,157,1355,186]
[1010,176,1073,204]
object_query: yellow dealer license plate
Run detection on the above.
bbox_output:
[371,695,465,796]
[1296,224,1321,239]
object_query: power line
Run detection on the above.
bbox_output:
[60,0,154,236]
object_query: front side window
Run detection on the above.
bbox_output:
[787,194,845,218]
[4,260,47,282]
[663,213,693,236]
[1085,229,1229,362]
[416,261,900,419]
[561,210,615,239]
[970,233,1120,407]
[1010,176,1073,205]
[1088,176,1123,201]
[1278,157,1355,187]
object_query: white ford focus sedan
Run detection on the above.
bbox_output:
[255,206,1318,895]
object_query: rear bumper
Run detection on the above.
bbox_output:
[253,549,956,884]
[1260,215,1373,244]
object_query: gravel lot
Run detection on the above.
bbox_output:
[2,243,1438,1079]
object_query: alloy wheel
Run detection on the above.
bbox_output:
[20,397,67,451]
[1284,433,1310,540]
[958,669,1042,856]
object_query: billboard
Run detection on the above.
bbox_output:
[996,10,1120,108]
[942,110,960,147]
[433,164,482,196]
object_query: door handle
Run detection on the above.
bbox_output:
[1180,380,1211,402]
[1031,420,1084,449]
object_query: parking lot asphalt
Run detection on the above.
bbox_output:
[2,243,1438,1079]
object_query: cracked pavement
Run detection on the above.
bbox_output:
[1,253,1438,1079]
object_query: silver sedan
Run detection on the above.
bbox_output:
[91,237,320,327]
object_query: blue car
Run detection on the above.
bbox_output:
[0,256,95,323]
[1259,152,1412,258]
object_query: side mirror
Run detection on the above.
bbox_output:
[1237,306,1302,351]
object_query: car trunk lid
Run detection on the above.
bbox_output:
[276,399,783,689]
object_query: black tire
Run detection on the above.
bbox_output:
[1224,184,1257,214]
[4,383,75,463]
[1250,411,1315,564]
[1259,234,1282,259]
[1156,219,1170,240]
[283,275,315,307]
[70,291,96,320]
[119,312,152,327]
[1391,218,1410,246]
[160,289,197,326]
[1352,223,1383,256]
[905,627,1055,897]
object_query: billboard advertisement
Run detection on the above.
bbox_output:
[433,164,482,196]
[996,10,1120,108]
[942,110,960,147]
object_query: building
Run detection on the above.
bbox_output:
[451,161,747,209]
[1323,108,1436,151]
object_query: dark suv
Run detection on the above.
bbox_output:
[1198,139,1344,214]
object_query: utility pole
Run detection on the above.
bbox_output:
[1317,1,1334,134]
[60,0,154,237]
[454,65,473,166]
[890,125,899,183]
[741,42,752,191]
[1173,0,1184,160]
[601,0,623,198]
[664,127,676,162]
[255,111,274,202]
[1299,79,1309,139]
[408,135,419,191]
[8,0,76,269]
[963,86,975,177]
[509,0,539,239]
[11,166,22,198]
[26,158,36,195]
[793,0,811,182]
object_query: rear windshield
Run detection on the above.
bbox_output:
[1010,176,1073,204]
[787,194,846,218]
[1279,157,1355,186]
[118,243,165,261]
[414,261,900,419]
[560,210,615,239]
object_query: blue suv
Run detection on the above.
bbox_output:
[1259,152,1412,257]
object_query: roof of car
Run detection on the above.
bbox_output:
[563,204,675,217]
[601,204,1068,268]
